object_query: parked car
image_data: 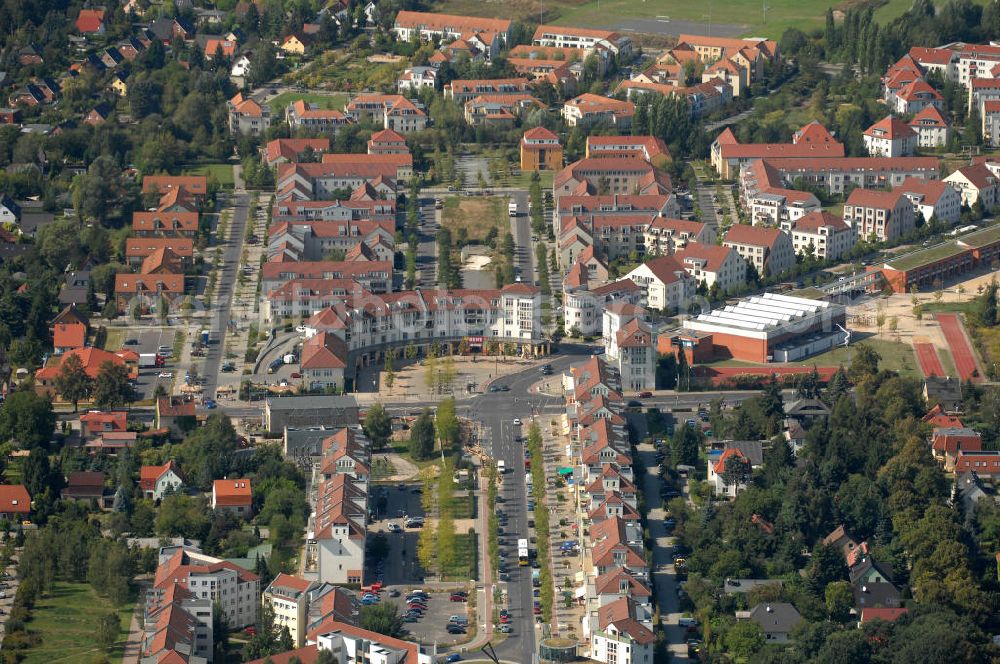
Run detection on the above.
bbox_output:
[500,624,513,633]
[637,391,653,398]
[445,655,462,663]
[450,594,468,602]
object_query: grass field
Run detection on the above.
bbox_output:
[21,582,133,664]
[101,327,125,351]
[268,92,348,115]
[434,0,991,39]
[185,163,234,187]
[441,196,507,244]
[441,532,478,581]
[701,338,920,377]
[503,170,554,189]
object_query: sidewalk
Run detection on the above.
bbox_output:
[462,469,495,654]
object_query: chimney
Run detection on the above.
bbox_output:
[766,605,773,613]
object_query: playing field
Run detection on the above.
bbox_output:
[433,0,991,39]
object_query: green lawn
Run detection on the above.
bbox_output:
[101,327,125,351]
[441,532,478,581]
[436,0,991,38]
[268,92,348,115]
[503,170,554,190]
[185,163,235,187]
[887,241,967,272]
[21,582,133,664]
[786,338,920,378]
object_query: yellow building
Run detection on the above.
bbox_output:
[520,127,563,171]
[280,33,309,55]
[111,73,128,97]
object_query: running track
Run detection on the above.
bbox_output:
[914,342,945,378]
[936,314,981,382]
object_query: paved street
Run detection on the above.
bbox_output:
[201,192,250,399]
[509,190,533,284]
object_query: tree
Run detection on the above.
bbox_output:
[360,601,405,638]
[92,361,134,410]
[95,611,120,649]
[156,494,211,541]
[722,620,765,659]
[22,447,57,500]
[670,424,701,467]
[720,453,751,490]
[363,403,392,450]
[54,353,92,412]
[436,397,460,453]
[409,409,435,460]
[0,390,56,449]
[825,580,854,622]
[975,279,998,326]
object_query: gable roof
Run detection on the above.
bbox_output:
[213,479,252,506]
[748,603,802,633]
[76,9,105,32]
[864,115,916,140]
[0,485,30,513]
[724,223,784,248]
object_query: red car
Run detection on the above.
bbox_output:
[499,615,511,624]
[533,606,542,615]
[450,594,467,602]
[244,626,257,636]
[637,391,653,398]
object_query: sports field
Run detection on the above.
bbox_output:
[433,0,989,39]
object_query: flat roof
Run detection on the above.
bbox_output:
[957,223,1000,248]
[886,241,968,271]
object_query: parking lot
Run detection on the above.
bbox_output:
[118,326,184,400]
[0,552,21,642]
[382,586,474,648]
[368,482,427,586]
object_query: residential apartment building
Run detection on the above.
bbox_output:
[711,123,843,179]
[562,93,635,129]
[521,127,563,171]
[785,211,856,261]
[344,94,428,133]
[739,160,821,226]
[897,177,962,225]
[563,259,642,336]
[391,11,511,49]
[843,189,916,242]
[944,162,1000,209]
[532,25,633,57]
[673,242,747,293]
[396,66,438,92]
[152,546,260,629]
[141,583,214,663]
[553,158,671,206]
[643,218,715,255]
[262,261,392,296]
[603,305,656,391]
[444,77,531,103]
[585,135,671,164]
[463,93,545,126]
[263,575,352,648]
[892,78,944,114]
[285,100,354,132]
[747,157,939,195]
[228,92,271,135]
[723,224,795,277]
[624,255,696,312]
[315,474,367,584]
[910,105,951,148]
[863,116,917,157]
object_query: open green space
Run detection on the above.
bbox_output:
[503,170,554,190]
[268,91,348,115]
[441,532,478,581]
[20,582,133,664]
[184,163,234,187]
[101,327,125,352]
[435,0,991,39]
[786,338,919,378]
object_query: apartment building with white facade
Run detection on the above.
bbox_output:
[603,304,656,391]
[624,255,697,313]
[674,242,747,293]
[723,224,795,277]
[784,211,856,261]
[152,546,260,629]
[843,189,916,242]
[897,177,962,225]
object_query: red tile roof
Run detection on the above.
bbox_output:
[860,607,908,623]
[845,188,907,210]
[864,115,917,139]
[0,485,30,514]
[792,211,849,233]
[76,9,105,33]
[724,224,784,248]
[213,479,252,507]
[523,126,559,141]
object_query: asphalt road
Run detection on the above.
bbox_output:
[510,190,533,284]
[464,349,584,664]
[416,197,439,288]
[202,192,250,400]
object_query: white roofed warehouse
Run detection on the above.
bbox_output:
[682,292,847,363]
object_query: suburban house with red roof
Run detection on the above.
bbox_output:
[155,396,197,437]
[76,8,106,34]
[708,448,752,497]
[300,332,348,391]
[79,411,127,438]
[212,478,253,517]
[0,485,31,521]
[786,211,856,261]
[844,189,916,242]
[723,224,795,277]
[931,427,983,470]
[35,347,132,398]
[864,116,917,157]
[521,127,563,171]
[51,303,89,353]
[139,460,186,501]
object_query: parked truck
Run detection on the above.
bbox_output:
[508,201,518,217]
[200,329,210,345]
[138,353,162,368]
